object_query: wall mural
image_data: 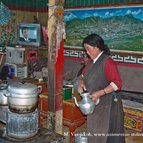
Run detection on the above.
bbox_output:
[0,13,17,48]
[64,6,143,52]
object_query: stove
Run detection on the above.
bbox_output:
[0,127,64,143]
[0,106,63,143]
[0,81,64,142]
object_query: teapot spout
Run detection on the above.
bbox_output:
[72,97,79,107]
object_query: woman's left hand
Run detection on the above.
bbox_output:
[89,90,104,102]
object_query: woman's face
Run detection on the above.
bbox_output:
[84,44,101,59]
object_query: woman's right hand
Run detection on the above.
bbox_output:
[78,79,86,93]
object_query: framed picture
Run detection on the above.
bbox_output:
[64,6,143,52]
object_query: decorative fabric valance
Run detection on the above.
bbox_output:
[2,0,142,11]
[0,2,11,25]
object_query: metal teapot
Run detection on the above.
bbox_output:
[73,91,100,115]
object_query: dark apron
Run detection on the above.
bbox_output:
[84,54,125,143]
[87,92,125,143]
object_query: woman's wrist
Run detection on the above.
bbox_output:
[103,88,107,95]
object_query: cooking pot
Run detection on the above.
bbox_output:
[5,81,41,114]
[0,82,8,105]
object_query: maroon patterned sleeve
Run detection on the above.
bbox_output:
[104,58,122,90]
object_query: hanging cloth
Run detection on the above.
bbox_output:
[0,2,11,25]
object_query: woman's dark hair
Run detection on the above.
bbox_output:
[82,33,110,55]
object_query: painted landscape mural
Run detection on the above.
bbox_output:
[64,6,143,51]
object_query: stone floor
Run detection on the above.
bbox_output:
[63,123,143,143]
[1,121,143,143]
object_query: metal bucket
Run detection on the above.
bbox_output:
[6,109,39,139]
[74,131,88,143]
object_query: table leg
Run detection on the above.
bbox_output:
[69,126,76,143]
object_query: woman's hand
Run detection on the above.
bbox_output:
[78,79,86,93]
[89,90,104,102]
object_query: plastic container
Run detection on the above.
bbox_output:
[63,86,72,100]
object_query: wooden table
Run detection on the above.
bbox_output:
[39,95,86,143]
[63,99,86,143]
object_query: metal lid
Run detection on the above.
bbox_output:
[80,91,90,98]
[7,82,39,96]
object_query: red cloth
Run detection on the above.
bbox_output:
[104,58,122,90]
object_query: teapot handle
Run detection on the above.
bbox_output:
[72,96,79,107]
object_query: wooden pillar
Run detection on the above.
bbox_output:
[47,0,64,133]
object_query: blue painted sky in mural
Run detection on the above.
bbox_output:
[64,6,143,22]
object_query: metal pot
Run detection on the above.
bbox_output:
[0,82,8,105]
[74,131,88,143]
[5,81,41,114]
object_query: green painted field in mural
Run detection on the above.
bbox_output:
[65,34,143,52]
[64,6,143,52]
[107,35,143,51]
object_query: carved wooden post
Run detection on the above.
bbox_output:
[47,0,64,134]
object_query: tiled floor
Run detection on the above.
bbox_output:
[63,123,143,143]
